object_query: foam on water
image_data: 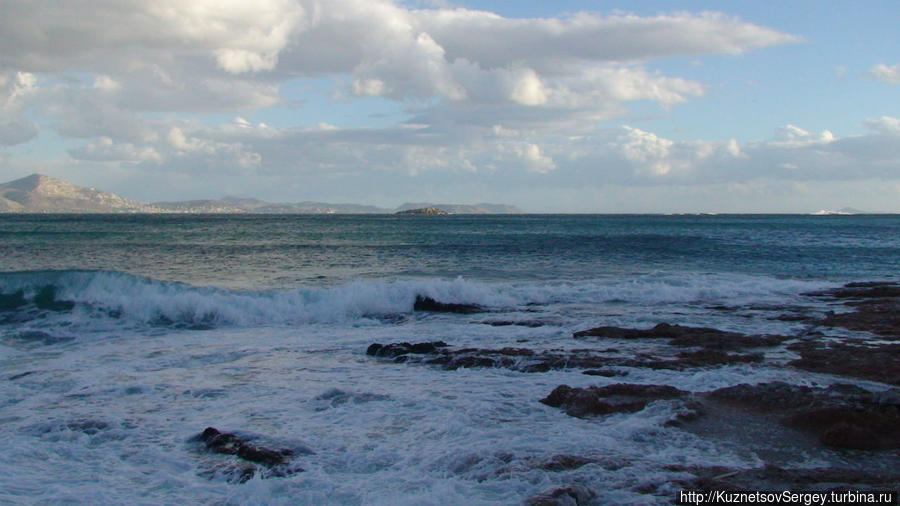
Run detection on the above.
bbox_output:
[0,270,834,331]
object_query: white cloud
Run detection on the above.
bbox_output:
[868,64,900,83]
[863,116,900,136]
[69,137,162,163]
[768,125,835,148]
[0,71,38,145]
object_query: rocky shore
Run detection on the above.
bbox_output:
[363,281,900,503]
[187,281,899,502]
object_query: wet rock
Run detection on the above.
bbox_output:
[787,340,900,385]
[806,281,900,338]
[480,319,546,328]
[540,383,688,418]
[526,484,595,506]
[413,295,484,314]
[366,341,449,358]
[582,369,627,377]
[573,323,787,350]
[822,298,900,338]
[367,340,765,373]
[671,464,900,492]
[196,427,295,467]
[704,382,900,450]
[534,455,597,472]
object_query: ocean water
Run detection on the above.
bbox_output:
[1,214,898,504]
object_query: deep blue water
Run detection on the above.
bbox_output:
[1,214,897,288]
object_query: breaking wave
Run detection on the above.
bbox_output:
[0,270,833,329]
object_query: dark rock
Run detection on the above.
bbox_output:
[526,484,595,506]
[806,281,900,338]
[366,341,449,358]
[787,340,900,385]
[672,464,900,492]
[574,323,787,350]
[582,369,627,377]
[704,382,900,450]
[413,295,484,314]
[540,383,688,418]
[480,320,546,328]
[367,340,766,373]
[534,455,596,472]
[196,427,294,467]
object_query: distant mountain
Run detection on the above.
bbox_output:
[0,174,162,213]
[0,174,523,214]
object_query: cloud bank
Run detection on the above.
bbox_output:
[0,0,896,211]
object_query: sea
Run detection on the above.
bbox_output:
[1,214,898,505]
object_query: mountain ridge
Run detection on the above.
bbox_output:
[0,174,523,214]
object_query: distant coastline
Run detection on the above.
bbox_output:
[0,174,522,215]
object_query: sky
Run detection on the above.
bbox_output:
[0,0,898,212]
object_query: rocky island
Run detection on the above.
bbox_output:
[394,207,449,215]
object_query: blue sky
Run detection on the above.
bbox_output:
[0,0,898,212]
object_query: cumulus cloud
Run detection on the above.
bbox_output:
[0,71,39,145]
[869,64,900,83]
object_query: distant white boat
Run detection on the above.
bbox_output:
[811,207,863,215]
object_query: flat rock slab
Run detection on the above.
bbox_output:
[704,382,900,450]
[806,281,900,339]
[670,464,900,493]
[787,340,900,385]
[573,322,787,350]
[366,341,760,372]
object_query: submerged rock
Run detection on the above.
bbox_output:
[705,382,900,450]
[197,427,293,467]
[671,464,900,493]
[192,427,308,483]
[525,484,595,506]
[540,383,688,418]
[366,340,766,373]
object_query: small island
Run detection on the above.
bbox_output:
[395,207,449,215]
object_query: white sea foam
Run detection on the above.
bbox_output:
[0,270,834,330]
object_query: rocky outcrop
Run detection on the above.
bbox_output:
[366,340,765,373]
[192,427,305,483]
[670,464,900,494]
[539,383,689,419]
[787,340,900,385]
[413,295,484,314]
[574,323,787,350]
[704,382,900,450]
[810,281,900,339]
